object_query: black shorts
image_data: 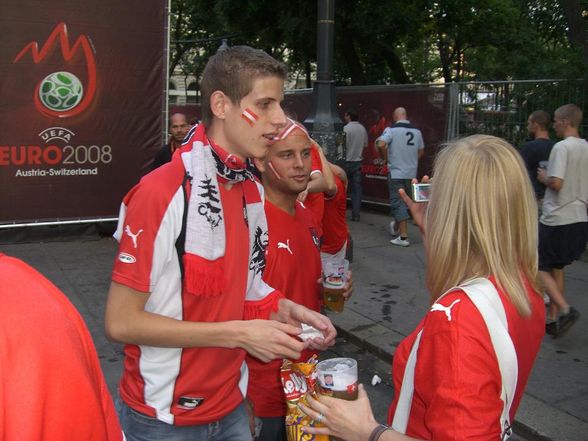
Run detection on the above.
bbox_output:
[539,222,588,271]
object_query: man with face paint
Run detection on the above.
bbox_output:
[105,47,337,441]
[247,120,352,441]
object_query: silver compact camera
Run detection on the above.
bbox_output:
[412,183,431,202]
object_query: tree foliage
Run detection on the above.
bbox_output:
[169,0,588,86]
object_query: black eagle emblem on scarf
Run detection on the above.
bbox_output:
[197,176,222,228]
[249,226,268,274]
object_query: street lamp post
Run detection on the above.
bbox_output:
[303,0,345,163]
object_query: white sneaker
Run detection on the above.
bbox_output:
[390,236,410,247]
[389,220,399,236]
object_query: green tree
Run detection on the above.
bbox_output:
[525,0,588,77]
[561,0,588,65]
[333,0,429,85]
[168,0,588,88]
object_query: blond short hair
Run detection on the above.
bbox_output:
[425,135,539,315]
[555,104,583,128]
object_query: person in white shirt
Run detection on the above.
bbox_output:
[343,108,368,221]
[376,107,424,247]
[537,103,588,338]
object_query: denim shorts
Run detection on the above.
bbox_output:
[387,178,412,222]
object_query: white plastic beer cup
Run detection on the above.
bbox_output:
[316,357,358,400]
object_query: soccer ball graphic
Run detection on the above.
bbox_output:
[38,71,84,112]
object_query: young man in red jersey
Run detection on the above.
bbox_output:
[247,119,352,441]
[105,46,336,441]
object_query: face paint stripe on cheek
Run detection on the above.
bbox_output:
[268,160,282,180]
[241,108,259,126]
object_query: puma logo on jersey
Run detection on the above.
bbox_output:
[430,299,461,321]
[125,225,143,249]
[277,240,293,255]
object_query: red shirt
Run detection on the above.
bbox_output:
[112,156,253,425]
[246,200,322,417]
[387,277,545,439]
[304,146,325,237]
[321,174,348,254]
[0,253,122,440]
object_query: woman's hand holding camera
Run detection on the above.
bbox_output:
[398,176,430,236]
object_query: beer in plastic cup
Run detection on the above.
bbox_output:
[316,357,358,401]
[322,258,349,313]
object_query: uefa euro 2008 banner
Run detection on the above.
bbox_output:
[0,1,167,225]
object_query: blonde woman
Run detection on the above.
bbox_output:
[301,135,545,441]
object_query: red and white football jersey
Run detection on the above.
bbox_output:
[112,156,260,425]
[388,276,545,440]
[246,200,322,417]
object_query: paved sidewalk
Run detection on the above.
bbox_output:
[330,209,588,441]
[1,211,587,440]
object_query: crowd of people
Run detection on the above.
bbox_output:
[2,44,586,441]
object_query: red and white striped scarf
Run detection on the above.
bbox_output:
[180,124,273,301]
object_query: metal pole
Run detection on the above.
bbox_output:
[303,0,345,163]
[445,82,459,141]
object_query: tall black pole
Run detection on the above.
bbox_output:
[303,0,345,162]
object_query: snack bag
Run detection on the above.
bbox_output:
[281,356,328,441]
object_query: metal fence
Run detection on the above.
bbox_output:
[446,79,588,147]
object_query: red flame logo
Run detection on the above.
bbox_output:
[13,22,97,118]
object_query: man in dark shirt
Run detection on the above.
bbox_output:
[519,110,555,201]
[151,113,190,170]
